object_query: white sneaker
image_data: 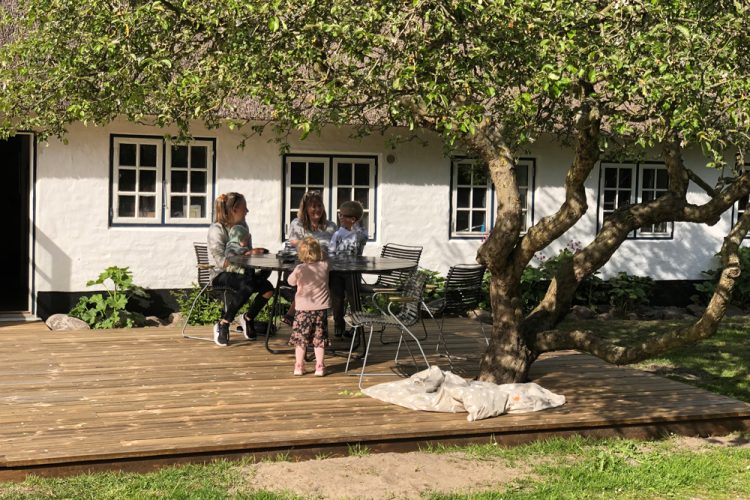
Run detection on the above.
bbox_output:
[213,322,229,346]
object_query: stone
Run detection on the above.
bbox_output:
[166,312,184,327]
[45,314,90,331]
[724,304,746,317]
[661,307,688,320]
[569,305,596,320]
[635,306,662,320]
[471,309,492,324]
[686,304,705,317]
[144,315,164,327]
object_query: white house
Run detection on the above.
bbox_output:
[2,117,740,320]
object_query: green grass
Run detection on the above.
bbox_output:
[3,317,750,498]
[559,316,750,402]
[427,435,750,499]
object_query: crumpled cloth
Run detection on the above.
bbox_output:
[362,366,566,421]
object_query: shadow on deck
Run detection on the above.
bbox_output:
[1,318,749,480]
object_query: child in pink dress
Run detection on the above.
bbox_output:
[287,237,331,376]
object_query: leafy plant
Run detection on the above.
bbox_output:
[517,241,607,313]
[695,247,750,309]
[607,272,653,312]
[419,268,445,302]
[171,284,289,326]
[171,284,224,326]
[69,266,149,329]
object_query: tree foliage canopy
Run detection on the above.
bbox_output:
[4,0,750,382]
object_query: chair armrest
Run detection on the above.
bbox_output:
[197,263,212,270]
[372,287,400,294]
[424,284,437,291]
[387,296,418,303]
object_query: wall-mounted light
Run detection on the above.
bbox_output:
[386,153,396,164]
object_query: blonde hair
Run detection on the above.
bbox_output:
[297,237,324,263]
[214,192,245,226]
[297,191,328,231]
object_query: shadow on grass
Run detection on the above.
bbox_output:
[558,316,750,403]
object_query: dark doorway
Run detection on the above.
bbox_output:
[0,135,31,311]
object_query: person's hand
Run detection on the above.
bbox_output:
[251,247,268,255]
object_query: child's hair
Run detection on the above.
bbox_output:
[339,200,364,221]
[297,190,328,231]
[214,192,245,226]
[297,237,324,263]
[228,224,250,246]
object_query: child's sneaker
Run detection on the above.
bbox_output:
[314,364,326,377]
[240,314,257,340]
[293,363,306,376]
[213,322,229,346]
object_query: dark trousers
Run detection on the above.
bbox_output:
[329,271,356,330]
[212,271,274,322]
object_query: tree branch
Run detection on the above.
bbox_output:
[534,204,750,362]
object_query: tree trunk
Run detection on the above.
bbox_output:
[478,269,535,383]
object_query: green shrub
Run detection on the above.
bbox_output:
[171,284,289,326]
[69,266,149,329]
[607,272,653,311]
[419,268,445,302]
[695,247,750,309]
[477,241,646,313]
[171,284,225,326]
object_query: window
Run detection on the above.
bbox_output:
[598,161,672,238]
[283,154,377,238]
[450,157,535,237]
[111,135,214,225]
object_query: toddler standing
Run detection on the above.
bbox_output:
[287,237,331,376]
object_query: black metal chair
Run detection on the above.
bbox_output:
[358,243,424,343]
[181,242,234,341]
[422,264,488,366]
[362,243,423,293]
[346,270,431,389]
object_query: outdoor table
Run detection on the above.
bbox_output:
[228,254,418,354]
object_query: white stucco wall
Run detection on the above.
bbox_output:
[31,119,736,304]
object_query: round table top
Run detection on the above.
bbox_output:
[228,254,417,274]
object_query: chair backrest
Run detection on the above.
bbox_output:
[376,243,423,288]
[193,242,212,287]
[392,271,429,327]
[442,264,486,315]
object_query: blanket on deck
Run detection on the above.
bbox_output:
[362,366,566,421]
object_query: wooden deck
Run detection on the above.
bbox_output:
[2,318,749,480]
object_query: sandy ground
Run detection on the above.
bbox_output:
[245,451,529,499]
[243,434,750,499]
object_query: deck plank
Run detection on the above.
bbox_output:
[1,319,749,478]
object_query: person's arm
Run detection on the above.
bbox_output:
[287,265,300,286]
[287,218,305,246]
[329,231,340,253]
[207,224,230,269]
